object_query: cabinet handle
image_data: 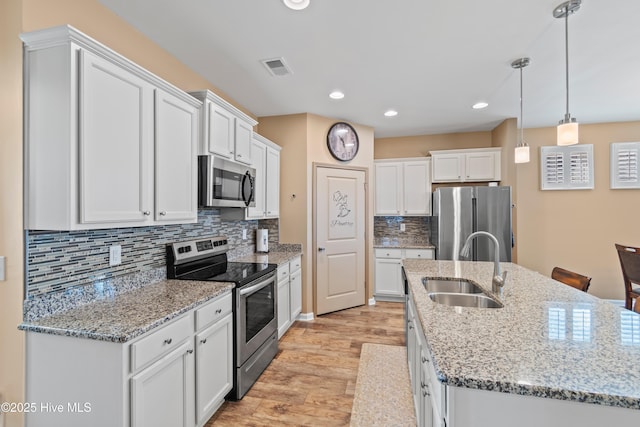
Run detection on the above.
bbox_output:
[421,381,426,388]
[200,338,207,344]
[409,325,414,330]
[163,338,172,345]
[422,356,428,363]
[159,211,166,216]
[423,389,430,397]
[187,349,194,354]
[237,153,242,158]
[318,247,325,252]
[215,308,222,314]
[143,211,151,216]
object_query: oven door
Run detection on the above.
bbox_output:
[236,272,277,365]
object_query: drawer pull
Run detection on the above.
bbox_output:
[159,211,166,216]
[187,349,193,354]
[422,356,428,363]
[143,211,151,216]
[200,338,207,344]
[163,338,172,345]
[215,308,222,314]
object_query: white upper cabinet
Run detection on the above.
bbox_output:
[22,25,201,230]
[375,158,431,216]
[154,89,199,222]
[431,148,501,183]
[189,90,258,165]
[246,134,281,219]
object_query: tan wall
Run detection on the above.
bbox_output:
[21,0,255,120]
[1,1,25,426]
[374,131,493,159]
[517,121,640,299]
[256,115,311,311]
[259,114,376,313]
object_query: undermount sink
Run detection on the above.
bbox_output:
[422,277,483,294]
[428,292,504,309]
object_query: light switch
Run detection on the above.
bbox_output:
[400,223,406,232]
[242,229,247,240]
[109,245,121,266]
[0,256,5,281]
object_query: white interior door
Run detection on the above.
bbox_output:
[315,166,366,315]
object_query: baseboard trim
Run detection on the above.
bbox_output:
[296,312,314,322]
[368,297,376,306]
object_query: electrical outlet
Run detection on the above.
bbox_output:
[109,245,121,266]
[400,223,406,232]
[242,229,247,240]
[0,256,5,281]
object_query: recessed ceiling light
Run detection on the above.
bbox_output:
[283,0,310,10]
[384,110,398,117]
[472,102,489,110]
[329,91,344,100]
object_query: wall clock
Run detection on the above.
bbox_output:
[327,122,359,162]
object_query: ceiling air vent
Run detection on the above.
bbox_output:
[261,57,292,77]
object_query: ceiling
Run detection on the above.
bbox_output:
[99,0,640,138]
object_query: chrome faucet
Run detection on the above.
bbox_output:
[460,231,507,295]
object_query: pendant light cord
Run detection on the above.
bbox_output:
[519,66,524,145]
[564,12,570,120]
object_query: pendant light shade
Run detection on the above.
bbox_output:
[554,0,581,146]
[512,57,530,164]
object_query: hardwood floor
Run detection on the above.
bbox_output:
[206,301,405,426]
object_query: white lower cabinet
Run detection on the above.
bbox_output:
[131,340,195,427]
[25,291,232,427]
[407,291,447,427]
[375,248,434,300]
[276,256,303,339]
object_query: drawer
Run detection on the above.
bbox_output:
[195,292,232,331]
[374,248,403,259]
[130,313,193,373]
[277,263,290,282]
[404,249,434,260]
[289,256,302,273]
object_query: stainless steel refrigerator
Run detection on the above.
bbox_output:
[431,186,512,262]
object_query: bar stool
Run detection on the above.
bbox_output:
[551,267,591,292]
[614,244,640,310]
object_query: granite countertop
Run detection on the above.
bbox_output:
[232,250,302,266]
[402,259,640,410]
[19,280,233,343]
[373,237,435,249]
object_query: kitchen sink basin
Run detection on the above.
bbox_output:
[422,278,483,294]
[428,292,503,308]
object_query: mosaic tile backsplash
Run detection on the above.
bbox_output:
[26,209,259,297]
[374,216,431,241]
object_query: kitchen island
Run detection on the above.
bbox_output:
[403,259,640,426]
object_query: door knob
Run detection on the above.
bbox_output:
[318,247,326,252]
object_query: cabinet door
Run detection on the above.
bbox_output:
[131,340,195,427]
[374,257,403,297]
[375,163,402,215]
[246,140,266,219]
[234,118,253,165]
[79,49,154,224]
[403,160,431,215]
[432,154,463,182]
[277,277,291,338]
[290,269,302,321]
[155,89,198,222]
[465,152,496,181]
[207,101,234,158]
[195,313,233,425]
[265,146,280,218]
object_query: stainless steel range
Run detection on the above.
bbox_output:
[166,236,278,400]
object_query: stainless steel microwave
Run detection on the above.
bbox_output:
[198,155,256,208]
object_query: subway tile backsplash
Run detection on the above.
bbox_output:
[26,209,258,297]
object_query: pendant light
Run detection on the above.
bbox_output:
[554,0,581,146]
[512,58,530,164]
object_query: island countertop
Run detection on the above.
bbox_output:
[402,259,640,410]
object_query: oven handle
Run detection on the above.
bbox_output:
[239,275,274,297]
